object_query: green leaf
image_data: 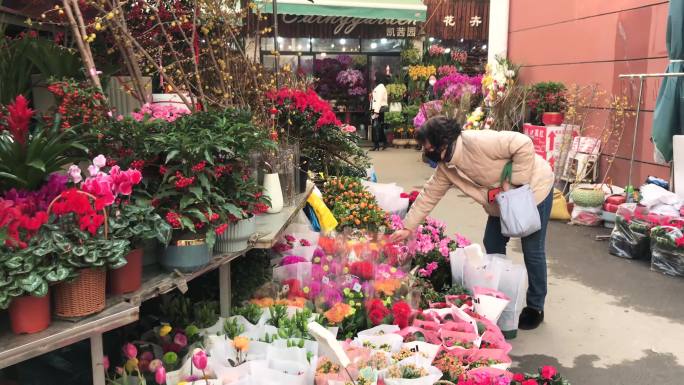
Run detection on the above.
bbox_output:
[72,246,87,257]
[27,159,46,172]
[19,273,43,293]
[206,230,216,249]
[46,266,71,282]
[189,186,203,200]
[4,256,23,270]
[180,195,196,210]
[165,150,180,164]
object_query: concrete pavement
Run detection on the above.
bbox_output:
[370,148,684,385]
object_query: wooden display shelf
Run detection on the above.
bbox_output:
[0,302,138,369]
[0,182,315,383]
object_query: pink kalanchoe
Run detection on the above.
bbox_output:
[284,234,296,243]
[299,238,311,247]
[132,103,190,123]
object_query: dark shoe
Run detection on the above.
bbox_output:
[370,148,378,151]
[518,307,544,330]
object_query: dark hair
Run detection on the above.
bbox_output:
[416,115,462,149]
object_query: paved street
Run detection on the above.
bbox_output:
[371,148,684,385]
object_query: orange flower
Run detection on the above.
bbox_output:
[374,279,401,296]
[250,297,274,308]
[233,336,250,351]
[276,296,307,308]
[324,303,352,324]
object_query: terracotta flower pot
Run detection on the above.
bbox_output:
[542,112,564,126]
[108,248,143,295]
[9,294,51,334]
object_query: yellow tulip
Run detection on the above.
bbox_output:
[159,324,172,337]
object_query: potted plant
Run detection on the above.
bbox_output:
[47,158,142,317]
[215,168,271,253]
[393,127,408,147]
[0,95,87,192]
[400,47,422,66]
[386,84,407,112]
[527,82,568,126]
[148,111,258,272]
[107,198,172,294]
[384,112,404,146]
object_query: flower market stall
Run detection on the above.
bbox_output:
[0,2,574,385]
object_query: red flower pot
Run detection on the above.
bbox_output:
[108,248,143,295]
[542,112,564,126]
[9,294,51,334]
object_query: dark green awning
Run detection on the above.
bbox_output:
[255,0,427,22]
[652,0,684,163]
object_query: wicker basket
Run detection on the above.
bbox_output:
[49,190,108,318]
[54,268,106,317]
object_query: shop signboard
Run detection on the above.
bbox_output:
[523,123,580,171]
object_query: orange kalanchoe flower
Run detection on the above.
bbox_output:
[374,279,401,296]
[324,303,352,324]
[250,297,275,308]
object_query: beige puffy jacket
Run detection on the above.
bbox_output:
[403,130,555,231]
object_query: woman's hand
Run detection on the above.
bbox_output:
[390,229,412,243]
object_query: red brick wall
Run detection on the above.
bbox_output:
[508,0,671,186]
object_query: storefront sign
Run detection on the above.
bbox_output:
[281,14,417,36]
[424,0,489,41]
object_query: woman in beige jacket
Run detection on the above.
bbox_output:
[391,116,555,330]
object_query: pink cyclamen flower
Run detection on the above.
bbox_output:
[93,154,107,168]
[155,366,166,384]
[123,343,137,359]
[68,165,82,184]
[541,365,557,380]
[192,349,208,370]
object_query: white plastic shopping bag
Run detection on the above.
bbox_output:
[463,250,507,291]
[496,263,528,333]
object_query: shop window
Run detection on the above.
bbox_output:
[311,38,361,53]
[261,37,311,52]
[262,54,299,72]
[362,38,403,52]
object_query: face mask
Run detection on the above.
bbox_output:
[424,149,442,163]
[429,79,436,86]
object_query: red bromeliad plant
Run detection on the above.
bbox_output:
[0,95,87,191]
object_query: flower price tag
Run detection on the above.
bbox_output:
[352,283,362,292]
[322,276,330,285]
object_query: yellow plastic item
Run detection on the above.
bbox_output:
[307,193,338,232]
[550,188,571,221]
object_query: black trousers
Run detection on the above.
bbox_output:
[371,118,387,149]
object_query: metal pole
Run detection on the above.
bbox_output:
[627,76,645,197]
[219,262,232,317]
[273,0,280,88]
